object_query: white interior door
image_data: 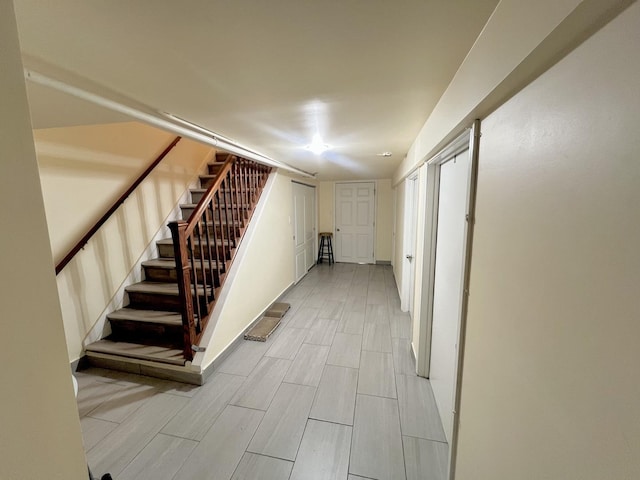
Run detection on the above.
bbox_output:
[293,182,316,282]
[335,182,375,264]
[429,149,471,443]
[402,175,419,314]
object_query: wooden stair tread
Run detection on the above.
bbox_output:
[86,339,185,366]
[107,308,182,326]
[125,281,211,296]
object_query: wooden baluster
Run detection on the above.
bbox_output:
[232,163,241,237]
[239,160,246,224]
[222,175,232,249]
[169,221,196,361]
[210,201,222,288]
[188,235,201,333]
[215,189,227,265]
[202,204,215,293]
[227,168,237,247]
[195,221,209,308]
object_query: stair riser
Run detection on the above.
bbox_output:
[109,321,183,349]
[158,242,234,260]
[208,163,225,175]
[127,291,209,313]
[144,265,223,286]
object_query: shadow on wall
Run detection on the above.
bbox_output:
[35,121,214,362]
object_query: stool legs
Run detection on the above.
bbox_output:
[317,235,334,265]
[317,236,325,264]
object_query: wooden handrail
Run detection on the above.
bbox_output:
[55,136,182,275]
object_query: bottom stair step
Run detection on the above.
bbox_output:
[86,339,185,366]
[107,308,184,348]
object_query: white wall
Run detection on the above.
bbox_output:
[318,179,393,262]
[36,122,213,362]
[201,170,302,367]
[457,3,640,478]
[394,0,630,185]
[0,2,87,477]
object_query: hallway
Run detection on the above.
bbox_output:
[77,263,447,480]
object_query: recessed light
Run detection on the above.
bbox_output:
[376,152,393,157]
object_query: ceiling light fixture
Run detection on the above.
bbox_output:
[304,133,331,155]
[376,152,393,157]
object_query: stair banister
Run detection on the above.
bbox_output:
[169,154,273,360]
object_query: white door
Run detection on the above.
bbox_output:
[429,149,471,443]
[293,182,316,282]
[335,182,375,264]
[402,175,419,314]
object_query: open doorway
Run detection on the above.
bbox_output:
[415,122,480,458]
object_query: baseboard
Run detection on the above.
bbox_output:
[376,260,391,265]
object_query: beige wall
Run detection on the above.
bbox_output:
[318,179,393,262]
[375,179,393,262]
[0,2,87,477]
[457,3,640,478]
[394,0,629,185]
[318,181,334,233]
[36,122,175,262]
[201,170,300,366]
[36,122,213,362]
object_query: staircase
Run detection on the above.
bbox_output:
[84,153,271,383]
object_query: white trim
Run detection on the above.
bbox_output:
[448,120,481,480]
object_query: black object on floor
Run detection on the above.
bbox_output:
[317,232,334,264]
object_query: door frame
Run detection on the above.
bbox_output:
[414,121,480,480]
[333,180,377,264]
[292,180,317,283]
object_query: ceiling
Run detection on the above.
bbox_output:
[14,0,498,180]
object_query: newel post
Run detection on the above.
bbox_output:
[169,220,196,361]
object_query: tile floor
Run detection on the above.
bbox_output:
[77,263,448,480]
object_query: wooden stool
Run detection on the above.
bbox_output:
[317,232,334,265]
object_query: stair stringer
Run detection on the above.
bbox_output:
[190,169,296,375]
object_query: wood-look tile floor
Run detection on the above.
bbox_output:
[77,264,448,480]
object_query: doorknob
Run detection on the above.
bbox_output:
[337,228,340,232]
[406,254,413,261]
